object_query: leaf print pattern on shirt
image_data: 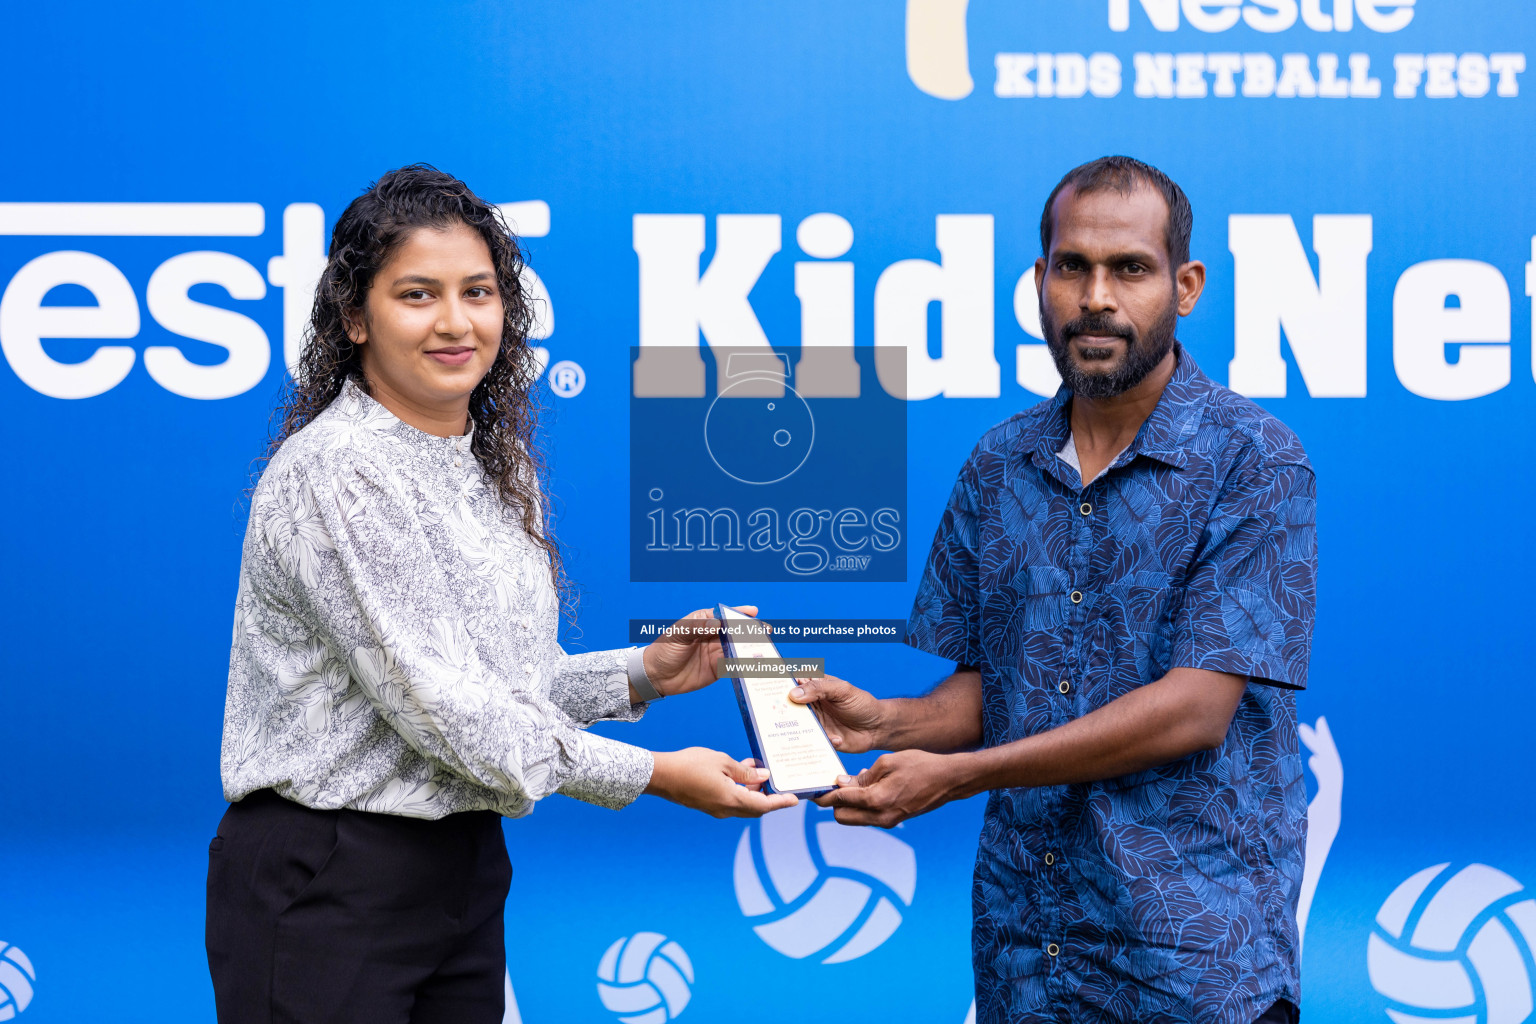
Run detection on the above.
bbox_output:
[906,347,1316,1024]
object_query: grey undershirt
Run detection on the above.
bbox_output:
[1057,432,1128,487]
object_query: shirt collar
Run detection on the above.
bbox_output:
[337,376,475,450]
[1028,343,1212,476]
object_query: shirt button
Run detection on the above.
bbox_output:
[1079,502,1092,515]
[1045,852,1056,866]
[1047,942,1060,957]
[1058,680,1071,694]
[523,661,535,673]
[1070,590,1083,604]
[454,459,463,467]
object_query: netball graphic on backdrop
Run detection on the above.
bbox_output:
[1369,863,1536,1024]
[0,941,35,1021]
[596,933,695,1024]
[733,802,917,964]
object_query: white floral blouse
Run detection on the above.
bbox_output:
[221,378,653,819]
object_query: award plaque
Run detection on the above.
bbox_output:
[718,604,847,797]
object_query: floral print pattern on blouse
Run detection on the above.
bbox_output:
[222,378,652,819]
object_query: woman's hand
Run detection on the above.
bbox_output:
[787,674,888,753]
[642,604,759,698]
[645,748,798,818]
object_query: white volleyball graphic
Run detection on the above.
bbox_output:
[1369,862,1536,1024]
[733,801,916,963]
[595,932,694,1024]
[0,942,36,1021]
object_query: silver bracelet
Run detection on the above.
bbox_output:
[627,646,663,702]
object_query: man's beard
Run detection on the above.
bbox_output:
[1042,299,1178,399]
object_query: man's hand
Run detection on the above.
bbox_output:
[641,604,759,699]
[646,748,799,818]
[813,749,963,828]
[788,674,887,752]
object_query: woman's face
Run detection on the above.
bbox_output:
[350,221,503,424]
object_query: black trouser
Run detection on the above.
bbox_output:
[206,789,512,1024]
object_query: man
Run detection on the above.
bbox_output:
[791,156,1315,1024]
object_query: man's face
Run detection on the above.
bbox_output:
[1036,185,1194,399]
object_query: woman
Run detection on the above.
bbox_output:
[206,165,793,1023]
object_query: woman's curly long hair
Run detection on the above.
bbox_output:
[261,164,568,607]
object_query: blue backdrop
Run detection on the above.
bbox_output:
[3,3,1534,1022]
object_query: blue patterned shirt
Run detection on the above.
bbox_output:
[907,346,1316,1024]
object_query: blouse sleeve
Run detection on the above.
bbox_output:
[547,649,648,725]
[254,456,653,809]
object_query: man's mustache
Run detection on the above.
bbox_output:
[1061,314,1135,343]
